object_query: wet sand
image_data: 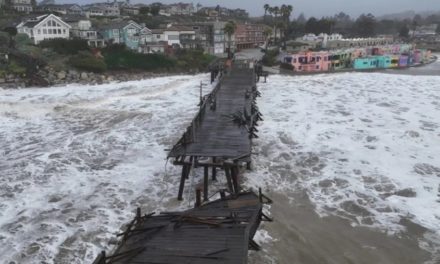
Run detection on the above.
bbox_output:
[249,191,431,264]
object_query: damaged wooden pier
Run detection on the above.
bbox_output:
[92,190,272,264]
[168,61,263,201]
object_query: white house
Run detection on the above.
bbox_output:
[10,0,33,13]
[151,26,196,47]
[64,16,105,47]
[17,14,71,44]
[36,4,83,15]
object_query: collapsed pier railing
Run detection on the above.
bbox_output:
[92,190,273,264]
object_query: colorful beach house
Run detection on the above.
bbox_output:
[389,55,400,68]
[284,51,331,72]
[329,50,351,70]
[399,55,409,67]
[377,56,392,68]
[421,49,432,63]
[412,50,422,64]
[353,57,378,70]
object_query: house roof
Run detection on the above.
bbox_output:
[151,29,164,34]
[98,20,141,30]
[21,14,50,28]
[166,25,194,32]
[18,14,71,29]
[62,15,89,23]
[39,4,81,9]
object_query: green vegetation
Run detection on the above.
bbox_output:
[69,51,107,73]
[103,45,175,71]
[8,60,26,75]
[174,49,216,71]
[0,29,217,80]
[102,44,216,72]
[262,49,279,67]
[224,21,236,58]
[39,38,89,55]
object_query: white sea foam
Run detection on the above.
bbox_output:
[1,71,440,263]
[0,75,213,263]
[245,72,440,259]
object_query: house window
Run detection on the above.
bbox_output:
[37,29,41,34]
[316,65,319,69]
[48,29,52,34]
[298,66,302,70]
[63,29,66,34]
[43,29,47,34]
[156,34,161,38]
[57,29,61,34]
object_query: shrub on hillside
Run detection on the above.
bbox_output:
[103,48,175,71]
[262,49,280,67]
[174,49,216,71]
[280,62,293,70]
[8,60,26,75]
[69,51,107,73]
[39,38,89,55]
[0,31,10,47]
[15,33,32,47]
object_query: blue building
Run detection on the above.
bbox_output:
[353,57,378,70]
[99,20,150,50]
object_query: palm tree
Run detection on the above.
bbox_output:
[263,27,273,51]
[286,5,293,23]
[280,4,293,48]
[224,21,236,58]
[263,4,270,20]
[272,6,280,44]
[277,21,286,48]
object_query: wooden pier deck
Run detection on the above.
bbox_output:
[92,191,272,264]
[168,62,263,200]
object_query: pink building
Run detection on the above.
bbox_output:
[283,51,331,72]
[234,24,266,50]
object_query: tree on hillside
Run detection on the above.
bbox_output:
[297,13,306,23]
[281,4,293,24]
[287,20,305,39]
[263,4,270,20]
[263,27,272,50]
[139,6,150,15]
[399,24,410,38]
[305,17,319,34]
[150,3,161,16]
[353,13,376,37]
[224,21,236,58]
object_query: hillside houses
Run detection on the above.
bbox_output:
[17,14,71,44]
[10,0,34,13]
[83,2,120,17]
[162,3,195,16]
[64,16,105,47]
[35,4,82,15]
[10,1,269,57]
[98,20,148,50]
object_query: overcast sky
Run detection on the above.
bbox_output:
[59,0,440,18]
